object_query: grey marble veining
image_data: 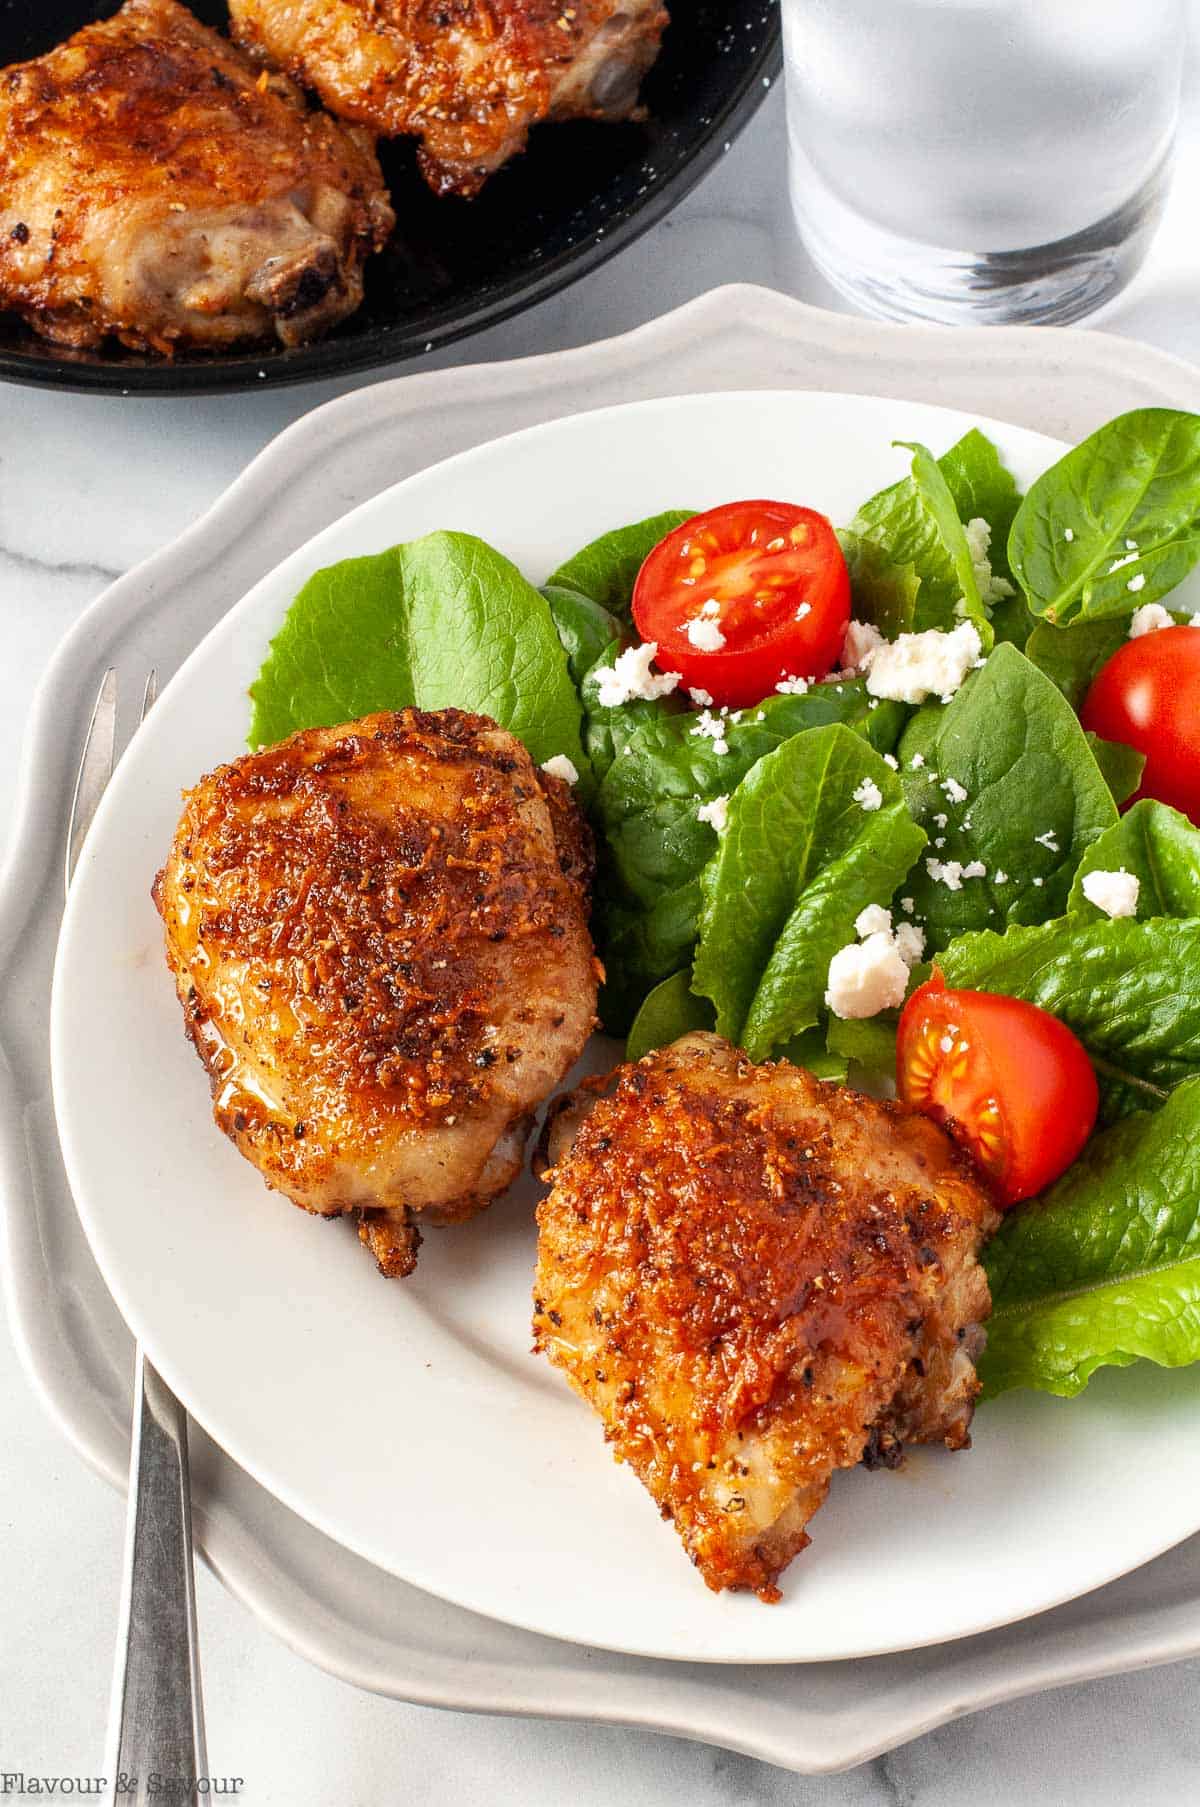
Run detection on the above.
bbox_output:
[4,66,1200,1807]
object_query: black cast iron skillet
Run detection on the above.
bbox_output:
[0,0,780,394]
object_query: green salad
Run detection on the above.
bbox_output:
[248,407,1200,1405]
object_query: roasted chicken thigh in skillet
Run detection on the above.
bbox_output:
[155,709,598,1276]
[534,1033,999,1599]
[229,0,670,197]
[0,0,393,354]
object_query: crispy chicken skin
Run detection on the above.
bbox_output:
[0,0,393,354]
[230,0,669,197]
[533,1033,998,1599]
[154,708,599,1276]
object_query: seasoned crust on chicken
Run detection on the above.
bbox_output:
[230,0,669,197]
[534,1033,998,1599]
[154,708,599,1276]
[0,0,393,354]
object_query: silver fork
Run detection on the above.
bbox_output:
[67,669,208,1807]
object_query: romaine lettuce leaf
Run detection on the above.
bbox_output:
[248,532,586,775]
[1008,408,1200,626]
[895,643,1117,951]
[981,1079,1200,1397]
[546,509,696,616]
[939,915,1200,1120]
[849,439,992,646]
[938,427,1022,583]
[692,725,926,1059]
[1068,799,1200,919]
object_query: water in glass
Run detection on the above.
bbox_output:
[784,0,1184,324]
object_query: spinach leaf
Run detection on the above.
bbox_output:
[543,584,625,687]
[599,893,704,1036]
[591,685,901,1029]
[1025,611,1194,707]
[850,440,991,646]
[1023,617,1128,707]
[547,509,696,616]
[692,726,926,1059]
[1084,733,1145,809]
[939,916,1200,1120]
[826,1012,899,1086]
[598,685,904,912]
[1068,800,1200,919]
[626,971,716,1060]
[894,644,1117,951]
[578,640,683,784]
[1008,409,1200,625]
[248,532,586,773]
[981,1080,1200,1397]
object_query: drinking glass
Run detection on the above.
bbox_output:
[783,0,1184,325]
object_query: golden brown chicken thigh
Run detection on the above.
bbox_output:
[534,1033,998,1599]
[230,0,669,197]
[0,0,393,354]
[155,708,598,1276]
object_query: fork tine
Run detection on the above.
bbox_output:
[65,667,118,899]
[140,667,158,724]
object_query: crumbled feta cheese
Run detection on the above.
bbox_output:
[883,753,899,770]
[1081,867,1140,919]
[933,813,948,830]
[1127,574,1147,594]
[540,754,579,786]
[690,709,729,755]
[853,776,883,812]
[1034,831,1060,852]
[1129,602,1173,637]
[994,870,1008,885]
[840,619,885,676]
[866,623,983,705]
[1064,527,1075,543]
[1109,551,1139,573]
[926,858,963,890]
[775,674,810,695]
[700,598,720,617]
[697,794,730,834]
[796,602,812,621]
[900,896,915,913]
[926,856,986,891]
[942,776,969,805]
[688,686,714,707]
[964,517,1015,604]
[824,932,909,1020]
[1126,538,1138,550]
[894,921,926,966]
[855,904,893,939]
[596,642,680,707]
[1032,876,1044,887]
[685,615,726,652]
[910,753,926,770]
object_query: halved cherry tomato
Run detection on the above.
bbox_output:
[631,500,851,708]
[1080,625,1200,825]
[896,972,1098,1208]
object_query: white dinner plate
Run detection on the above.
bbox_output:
[50,390,1200,1666]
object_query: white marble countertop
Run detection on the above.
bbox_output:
[5,43,1200,1807]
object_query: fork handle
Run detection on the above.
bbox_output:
[105,1353,207,1806]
